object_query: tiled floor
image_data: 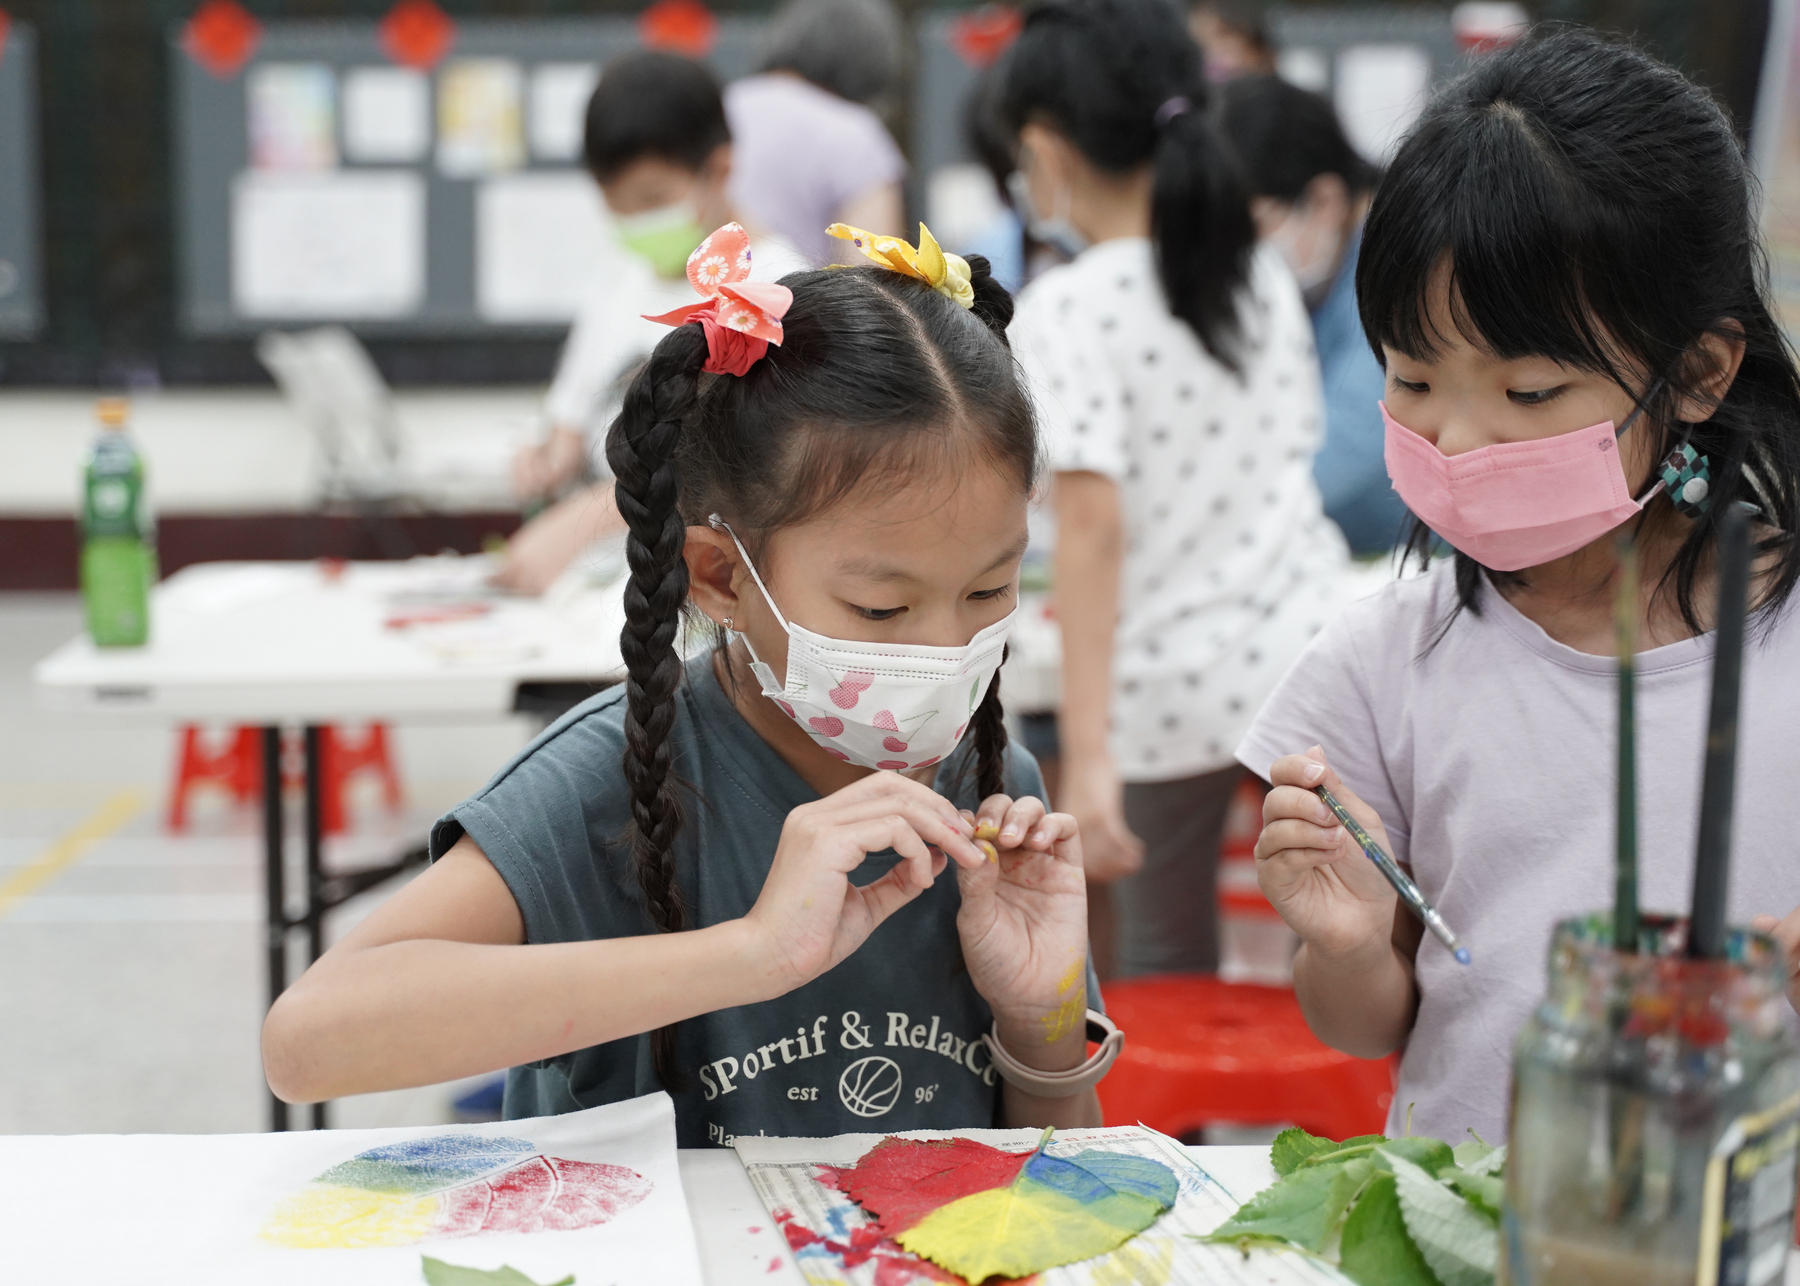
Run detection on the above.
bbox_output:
[0,593,534,1134]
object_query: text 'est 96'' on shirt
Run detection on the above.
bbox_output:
[430,654,1084,1148]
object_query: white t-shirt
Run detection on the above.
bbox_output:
[1013,238,1349,782]
[1237,561,1800,1144]
[543,234,810,463]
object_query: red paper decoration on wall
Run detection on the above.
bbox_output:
[380,0,457,71]
[182,0,262,79]
[947,4,1022,69]
[637,0,718,60]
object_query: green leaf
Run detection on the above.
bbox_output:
[1372,1136,1454,1177]
[1203,1156,1374,1252]
[1451,1139,1495,1170]
[1457,1144,1506,1177]
[1443,1167,1504,1225]
[1338,1171,1440,1286]
[1386,1150,1498,1286]
[420,1256,574,1286]
[1271,1127,1335,1176]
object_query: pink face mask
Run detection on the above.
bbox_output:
[1382,400,1659,572]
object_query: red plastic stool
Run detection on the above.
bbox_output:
[317,724,403,834]
[1097,975,1396,1140]
[167,723,401,834]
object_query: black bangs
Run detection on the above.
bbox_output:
[1356,25,1800,636]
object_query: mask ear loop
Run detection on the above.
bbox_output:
[707,514,793,695]
[1617,377,1718,518]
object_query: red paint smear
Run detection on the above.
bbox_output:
[831,1136,1033,1238]
[767,1256,784,1273]
[774,1209,961,1284]
[182,0,261,78]
[638,0,718,59]
[380,0,456,70]
[433,1155,652,1236]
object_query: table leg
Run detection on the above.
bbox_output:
[303,724,328,1131]
[262,724,287,1133]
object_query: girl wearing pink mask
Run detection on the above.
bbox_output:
[1237,28,1800,1147]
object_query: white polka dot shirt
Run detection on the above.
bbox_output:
[1013,239,1349,781]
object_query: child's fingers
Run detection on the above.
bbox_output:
[996,796,1048,849]
[1264,783,1339,831]
[1254,816,1346,864]
[820,790,986,869]
[1023,810,1081,862]
[853,861,933,927]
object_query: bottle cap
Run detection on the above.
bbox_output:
[95,397,129,428]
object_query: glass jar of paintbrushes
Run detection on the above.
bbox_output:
[1502,913,1798,1286]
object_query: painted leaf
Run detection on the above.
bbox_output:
[420,1256,574,1286]
[261,1134,652,1248]
[837,1134,1176,1283]
[1337,1171,1440,1286]
[1203,1154,1374,1252]
[891,1145,1178,1282]
[832,1135,1033,1237]
[1387,1151,1498,1286]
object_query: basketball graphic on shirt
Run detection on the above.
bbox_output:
[839,1056,903,1118]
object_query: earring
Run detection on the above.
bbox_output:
[722,617,733,630]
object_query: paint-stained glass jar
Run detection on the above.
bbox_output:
[1502,914,1799,1286]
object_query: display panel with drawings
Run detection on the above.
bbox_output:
[0,17,43,339]
[172,18,762,337]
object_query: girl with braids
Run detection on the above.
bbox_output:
[262,223,1112,1145]
[1000,0,1347,978]
[1244,29,1800,1144]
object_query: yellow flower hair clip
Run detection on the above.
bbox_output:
[826,222,975,310]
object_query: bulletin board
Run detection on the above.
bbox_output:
[0,17,43,339]
[172,17,765,337]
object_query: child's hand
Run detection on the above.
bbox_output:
[1256,745,1398,961]
[955,795,1091,1040]
[745,772,988,993]
[1750,908,1800,1013]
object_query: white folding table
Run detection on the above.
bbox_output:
[33,558,630,1131]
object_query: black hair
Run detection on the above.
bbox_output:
[1359,26,1800,632]
[604,259,1035,1085]
[583,51,731,182]
[1216,74,1378,202]
[757,0,902,105]
[998,0,1256,370]
[1191,0,1273,56]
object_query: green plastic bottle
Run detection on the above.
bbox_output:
[81,397,156,647]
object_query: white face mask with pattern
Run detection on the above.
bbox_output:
[711,516,1016,772]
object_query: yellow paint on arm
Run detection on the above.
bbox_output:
[1040,957,1086,1043]
[0,789,144,921]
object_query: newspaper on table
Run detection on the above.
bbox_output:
[736,1123,1348,1285]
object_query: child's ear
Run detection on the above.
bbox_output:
[683,525,743,626]
[1673,319,1747,423]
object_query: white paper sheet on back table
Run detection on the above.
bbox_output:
[0,1091,700,1286]
[736,1124,1347,1285]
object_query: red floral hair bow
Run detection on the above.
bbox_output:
[643,223,794,376]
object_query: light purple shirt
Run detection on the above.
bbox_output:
[1238,561,1800,1143]
[724,74,906,267]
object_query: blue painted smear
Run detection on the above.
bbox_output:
[1023,1149,1180,1208]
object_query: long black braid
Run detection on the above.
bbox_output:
[604,256,1037,1089]
[604,325,709,1085]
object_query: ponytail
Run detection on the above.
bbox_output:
[999,0,1255,366]
[604,323,709,1087]
[1152,108,1256,372]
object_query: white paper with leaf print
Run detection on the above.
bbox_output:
[0,1091,699,1286]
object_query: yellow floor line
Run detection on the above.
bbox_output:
[0,790,146,921]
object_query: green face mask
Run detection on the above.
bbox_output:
[614,202,708,278]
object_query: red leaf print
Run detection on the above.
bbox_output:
[435,1155,652,1235]
[831,1136,1034,1238]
